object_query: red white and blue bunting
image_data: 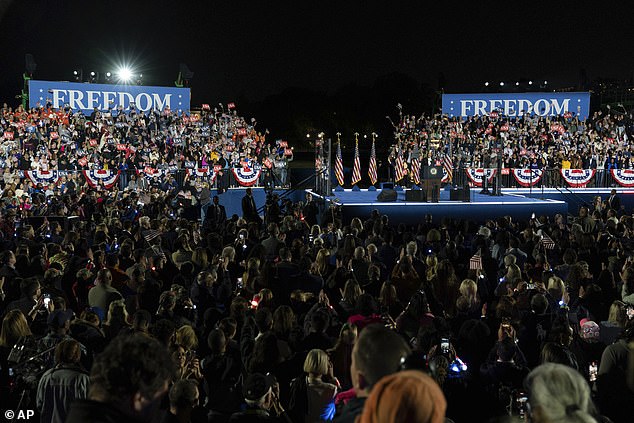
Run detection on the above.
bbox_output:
[441,168,449,183]
[186,168,218,183]
[82,169,120,189]
[560,169,595,188]
[611,169,634,187]
[25,170,61,186]
[465,168,497,187]
[512,169,543,187]
[231,165,262,187]
[140,168,170,179]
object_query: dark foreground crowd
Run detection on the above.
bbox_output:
[0,184,633,423]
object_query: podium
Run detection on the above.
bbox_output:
[421,166,442,203]
[422,180,440,202]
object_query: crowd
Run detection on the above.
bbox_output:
[388,109,634,184]
[0,99,632,423]
[0,102,294,188]
[0,161,632,423]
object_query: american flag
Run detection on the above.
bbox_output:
[540,233,556,250]
[368,137,377,185]
[395,148,406,182]
[335,140,345,187]
[352,137,361,185]
[469,249,483,270]
[442,154,453,182]
[411,156,421,185]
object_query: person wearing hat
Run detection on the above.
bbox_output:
[569,319,605,381]
[229,373,291,423]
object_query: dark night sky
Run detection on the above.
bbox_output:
[1,1,634,106]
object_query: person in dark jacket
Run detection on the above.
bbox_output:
[229,373,292,423]
[37,339,90,423]
[65,335,174,423]
[334,324,411,423]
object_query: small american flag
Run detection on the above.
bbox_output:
[368,137,378,186]
[335,140,345,187]
[395,148,406,182]
[352,137,361,185]
[442,154,453,183]
[469,249,483,270]
[411,156,421,185]
[540,233,556,250]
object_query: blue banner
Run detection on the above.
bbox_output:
[28,80,191,115]
[442,92,590,120]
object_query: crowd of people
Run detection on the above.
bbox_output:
[388,109,634,186]
[0,98,633,423]
[0,102,294,190]
[0,157,632,422]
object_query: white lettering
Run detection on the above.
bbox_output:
[118,92,135,110]
[86,91,101,110]
[550,98,570,115]
[473,100,487,116]
[102,92,117,108]
[68,90,86,111]
[517,99,532,115]
[490,99,502,112]
[533,99,549,116]
[503,100,516,116]
[135,93,152,111]
[51,89,67,109]
[460,100,473,116]
[152,93,171,111]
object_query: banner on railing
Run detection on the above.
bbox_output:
[231,165,262,187]
[140,168,169,179]
[465,168,497,187]
[83,169,120,189]
[611,169,634,187]
[25,170,60,186]
[560,169,595,188]
[512,169,543,187]
[29,80,191,115]
[442,92,590,120]
[186,168,217,183]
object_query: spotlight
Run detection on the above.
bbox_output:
[484,82,489,87]
[117,67,133,83]
[499,82,505,87]
[73,69,83,82]
[515,82,520,86]
[528,81,533,85]
[544,80,548,85]
[89,71,99,83]
[105,72,112,82]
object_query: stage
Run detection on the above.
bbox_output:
[308,188,569,225]
[203,187,633,225]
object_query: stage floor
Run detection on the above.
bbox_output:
[308,188,569,224]
[204,187,632,225]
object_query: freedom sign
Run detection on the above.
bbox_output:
[29,80,191,115]
[442,92,590,120]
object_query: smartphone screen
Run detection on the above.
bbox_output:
[589,362,598,382]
